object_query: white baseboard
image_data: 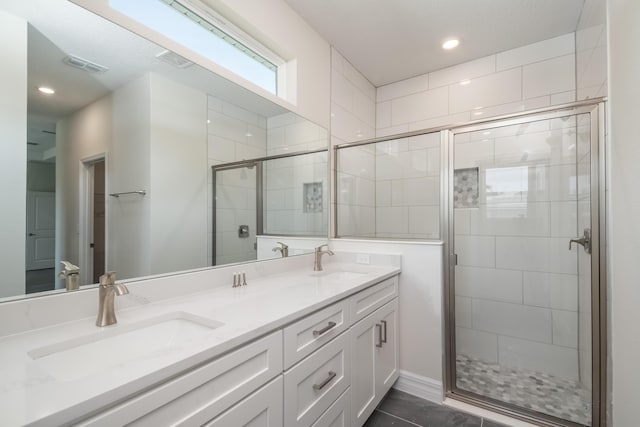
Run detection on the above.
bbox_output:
[392,370,443,404]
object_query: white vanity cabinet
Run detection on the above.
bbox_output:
[204,376,284,427]
[73,273,399,427]
[351,299,399,426]
[78,331,283,427]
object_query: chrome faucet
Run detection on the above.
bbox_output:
[313,244,334,271]
[96,272,129,327]
[272,242,289,258]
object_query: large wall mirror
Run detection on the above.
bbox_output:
[0,0,328,300]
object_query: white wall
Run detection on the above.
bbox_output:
[149,73,208,274]
[0,11,27,298]
[330,240,444,386]
[577,0,608,100]
[58,73,210,281]
[608,0,640,425]
[56,93,114,286]
[206,0,331,129]
[109,75,151,280]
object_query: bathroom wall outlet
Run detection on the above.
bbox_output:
[356,253,370,264]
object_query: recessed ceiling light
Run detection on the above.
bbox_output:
[38,86,55,95]
[442,39,460,50]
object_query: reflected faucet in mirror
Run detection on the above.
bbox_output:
[58,261,80,292]
[313,244,334,272]
[96,272,129,327]
[272,242,289,258]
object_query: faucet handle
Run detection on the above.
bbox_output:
[316,244,328,252]
[277,241,289,249]
[99,271,117,286]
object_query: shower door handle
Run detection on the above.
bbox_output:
[569,229,591,254]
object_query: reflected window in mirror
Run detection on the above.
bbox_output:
[109,0,283,94]
[335,132,441,240]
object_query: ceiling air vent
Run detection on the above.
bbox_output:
[63,55,109,73]
[155,50,193,68]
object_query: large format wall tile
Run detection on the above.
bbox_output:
[498,336,578,380]
[473,299,552,343]
[455,266,523,304]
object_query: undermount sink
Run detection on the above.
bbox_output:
[312,271,367,281]
[28,312,223,381]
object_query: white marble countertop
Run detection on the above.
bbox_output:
[0,258,400,426]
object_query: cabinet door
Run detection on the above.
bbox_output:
[350,311,378,426]
[204,376,283,427]
[375,299,398,397]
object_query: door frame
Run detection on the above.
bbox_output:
[442,100,607,426]
[79,153,108,286]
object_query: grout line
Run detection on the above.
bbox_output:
[376,409,423,427]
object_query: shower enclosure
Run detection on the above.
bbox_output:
[445,101,605,426]
[212,162,261,266]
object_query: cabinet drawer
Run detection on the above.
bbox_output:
[284,299,350,369]
[350,275,398,324]
[204,376,283,427]
[312,388,351,427]
[79,331,283,426]
[284,331,351,427]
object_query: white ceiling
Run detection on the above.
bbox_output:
[284,0,586,87]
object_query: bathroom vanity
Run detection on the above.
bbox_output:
[0,253,400,426]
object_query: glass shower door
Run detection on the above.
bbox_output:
[212,163,260,266]
[450,110,598,425]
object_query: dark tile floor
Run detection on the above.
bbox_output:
[364,389,509,427]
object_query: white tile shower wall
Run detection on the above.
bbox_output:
[376,33,576,136]
[331,47,377,237]
[207,95,267,265]
[263,113,328,236]
[374,133,441,240]
[263,152,328,236]
[453,118,581,381]
[375,33,577,245]
[266,112,328,156]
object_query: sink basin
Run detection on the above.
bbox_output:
[28,312,223,381]
[312,271,367,281]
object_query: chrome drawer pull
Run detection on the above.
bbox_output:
[313,371,337,391]
[313,321,337,337]
[381,320,387,343]
[376,323,383,348]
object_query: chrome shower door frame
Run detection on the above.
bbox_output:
[443,100,607,427]
[211,161,263,266]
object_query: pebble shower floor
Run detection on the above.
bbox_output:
[456,354,592,425]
